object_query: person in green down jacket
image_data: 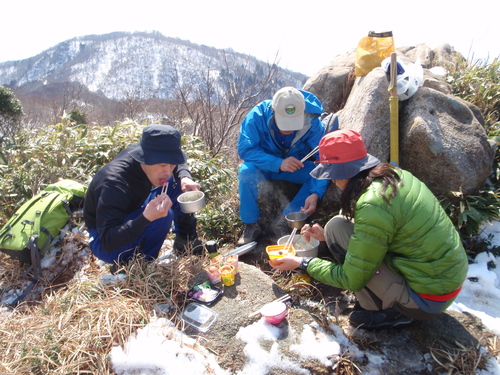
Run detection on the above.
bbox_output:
[270,129,468,330]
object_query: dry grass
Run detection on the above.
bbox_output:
[331,349,362,375]
[1,281,147,374]
[0,230,207,374]
[487,334,500,359]
[430,340,491,374]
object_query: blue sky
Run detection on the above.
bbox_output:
[2,0,499,76]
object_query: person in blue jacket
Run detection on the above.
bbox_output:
[237,87,329,245]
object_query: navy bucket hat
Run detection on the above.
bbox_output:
[129,124,187,165]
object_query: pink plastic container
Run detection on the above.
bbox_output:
[260,302,287,324]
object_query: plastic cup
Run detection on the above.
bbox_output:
[210,254,223,265]
[205,265,221,284]
[219,265,236,286]
[225,254,239,274]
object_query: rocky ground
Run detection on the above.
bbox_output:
[185,241,496,374]
[1,216,496,374]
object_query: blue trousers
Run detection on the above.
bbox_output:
[238,161,316,224]
[89,177,186,264]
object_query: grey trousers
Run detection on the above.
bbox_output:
[324,215,438,320]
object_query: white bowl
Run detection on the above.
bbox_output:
[277,235,319,257]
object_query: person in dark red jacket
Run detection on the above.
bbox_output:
[84,124,202,270]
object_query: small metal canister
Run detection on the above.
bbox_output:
[205,240,219,257]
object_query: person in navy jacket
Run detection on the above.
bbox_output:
[84,124,201,270]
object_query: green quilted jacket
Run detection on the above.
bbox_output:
[307,169,468,298]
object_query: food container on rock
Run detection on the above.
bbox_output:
[178,191,205,213]
[181,302,218,332]
[187,282,223,305]
[278,235,319,257]
[260,301,288,324]
[285,212,308,229]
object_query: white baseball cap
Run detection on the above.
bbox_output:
[272,87,305,131]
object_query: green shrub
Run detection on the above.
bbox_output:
[446,57,500,135]
[182,136,240,243]
[0,86,24,143]
[0,120,240,241]
[439,188,500,256]
[0,120,140,221]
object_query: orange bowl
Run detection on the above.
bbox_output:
[266,244,295,260]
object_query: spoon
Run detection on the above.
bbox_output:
[293,221,316,246]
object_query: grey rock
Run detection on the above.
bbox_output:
[183,257,494,374]
[303,46,494,197]
[399,87,493,195]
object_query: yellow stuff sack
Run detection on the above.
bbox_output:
[355,31,395,77]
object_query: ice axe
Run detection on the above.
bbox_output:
[389,52,399,165]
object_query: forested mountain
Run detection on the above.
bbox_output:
[0,31,307,127]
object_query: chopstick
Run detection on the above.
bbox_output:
[300,145,319,163]
[160,182,168,196]
[285,228,298,250]
[248,294,291,318]
[157,182,169,209]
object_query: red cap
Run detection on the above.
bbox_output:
[318,129,367,164]
[310,129,380,180]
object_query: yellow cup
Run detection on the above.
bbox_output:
[219,265,236,286]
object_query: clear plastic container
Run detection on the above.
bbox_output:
[181,302,218,332]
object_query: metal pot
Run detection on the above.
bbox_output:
[277,235,319,257]
[285,212,308,229]
[178,191,205,213]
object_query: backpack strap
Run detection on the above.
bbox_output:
[0,224,13,239]
[26,209,52,281]
[28,235,42,280]
[10,210,49,306]
[61,199,72,217]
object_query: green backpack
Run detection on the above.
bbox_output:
[0,179,87,277]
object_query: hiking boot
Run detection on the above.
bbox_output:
[110,259,130,275]
[173,236,204,255]
[348,308,415,330]
[174,214,203,255]
[238,223,261,245]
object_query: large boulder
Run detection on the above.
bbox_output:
[335,67,392,162]
[399,87,493,195]
[303,51,356,114]
[303,44,494,196]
